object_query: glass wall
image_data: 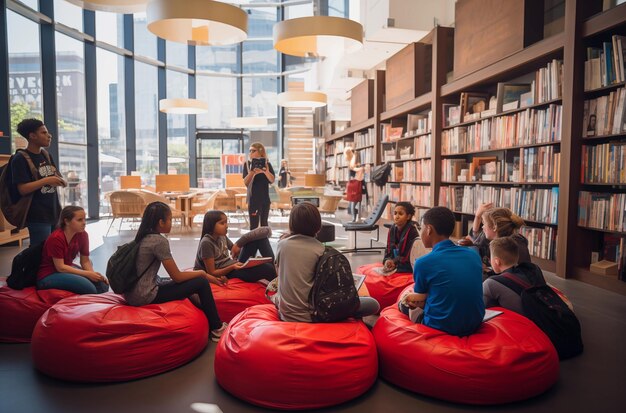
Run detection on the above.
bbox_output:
[96,11,124,47]
[166,70,189,175]
[54,0,83,32]
[166,42,188,68]
[7,10,43,151]
[55,32,88,213]
[96,48,126,214]
[196,75,238,129]
[133,13,157,58]
[134,61,159,186]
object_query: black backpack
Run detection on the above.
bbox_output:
[7,242,45,290]
[371,163,392,188]
[308,246,360,323]
[495,273,584,360]
[106,241,155,294]
[0,150,40,229]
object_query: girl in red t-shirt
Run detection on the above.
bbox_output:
[36,206,109,294]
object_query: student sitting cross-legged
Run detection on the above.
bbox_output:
[37,206,109,294]
[483,237,547,315]
[275,202,380,322]
[399,206,485,337]
[194,210,277,284]
[382,201,419,274]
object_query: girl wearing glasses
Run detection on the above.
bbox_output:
[243,142,275,229]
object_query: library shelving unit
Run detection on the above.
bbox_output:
[564,0,626,293]
[376,27,455,219]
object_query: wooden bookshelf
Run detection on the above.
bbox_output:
[321,1,626,293]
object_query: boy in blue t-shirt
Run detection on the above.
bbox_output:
[399,206,485,337]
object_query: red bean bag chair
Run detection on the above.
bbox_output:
[356,263,413,310]
[372,285,559,405]
[211,278,270,322]
[215,304,378,410]
[32,293,208,382]
[0,286,74,343]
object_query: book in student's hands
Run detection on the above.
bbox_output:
[482,309,503,322]
[241,257,273,269]
[371,266,397,276]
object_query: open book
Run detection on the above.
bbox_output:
[241,257,273,269]
[371,266,397,276]
[353,274,366,291]
[482,309,503,322]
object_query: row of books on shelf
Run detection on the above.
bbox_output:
[384,183,431,207]
[354,147,374,164]
[439,185,559,224]
[583,88,626,137]
[445,61,563,126]
[441,104,562,154]
[519,226,557,261]
[584,36,626,91]
[354,128,376,147]
[380,112,432,143]
[578,191,626,233]
[581,142,626,184]
[390,159,432,182]
[442,147,560,183]
[383,134,432,161]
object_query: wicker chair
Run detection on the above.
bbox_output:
[132,190,185,228]
[106,191,147,236]
[318,195,342,217]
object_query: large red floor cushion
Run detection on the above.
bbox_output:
[32,293,208,382]
[214,304,378,410]
[372,290,560,404]
[356,263,413,310]
[211,278,270,322]
[0,287,74,343]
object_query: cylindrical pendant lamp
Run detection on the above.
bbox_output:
[147,0,248,46]
[277,91,327,108]
[159,98,208,115]
[273,16,363,58]
[64,0,148,13]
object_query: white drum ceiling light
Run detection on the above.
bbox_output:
[159,98,208,115]
[273,16,363,58]
[277,91,327,108]
[230,117,271,128]
[147,0,248,46]
[64,0,148,13]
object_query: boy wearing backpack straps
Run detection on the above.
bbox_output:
[483,237,546,315]
[11,119,66,246]
[399,207,485,337]
[275,202,379,322]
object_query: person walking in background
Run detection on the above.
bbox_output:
[277,159,291,188]
[37,206,108,294]
[11,118,66,246]
[344,147,365,222]
[243,142,275,229]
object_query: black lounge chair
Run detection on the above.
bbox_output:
[341,195,389,254]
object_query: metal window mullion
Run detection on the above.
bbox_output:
[0,0,11,154]
[157,37,167,174]
[40,0,58,159]
[84,9,99,218]
[123,14,136,174]
[188,44,197,187]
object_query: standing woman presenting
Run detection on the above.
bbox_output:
[243,142,275,229]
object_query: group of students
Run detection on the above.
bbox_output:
[383,199,547,337]
[13,117,549,341]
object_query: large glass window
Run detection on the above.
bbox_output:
[196,45,238,73]
[242,76,277,118]
[54,0,83,32]
[166,42,188,68]
[7,10,43,151]
[166,70,189,175]
[246,6,277,38]
[20,0,38,10]
[134,61,159,185]
[133,13,157,59]
[329,0,347,17]
[55,32,88,213]
[96,11,124,47]
[96,48,126,215]
[196,75,238,129]
[243,41,277,74]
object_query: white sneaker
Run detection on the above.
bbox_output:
[210,322,228,342]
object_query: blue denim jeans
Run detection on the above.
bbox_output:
[37,272,109,295]
[27,222,55,247]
